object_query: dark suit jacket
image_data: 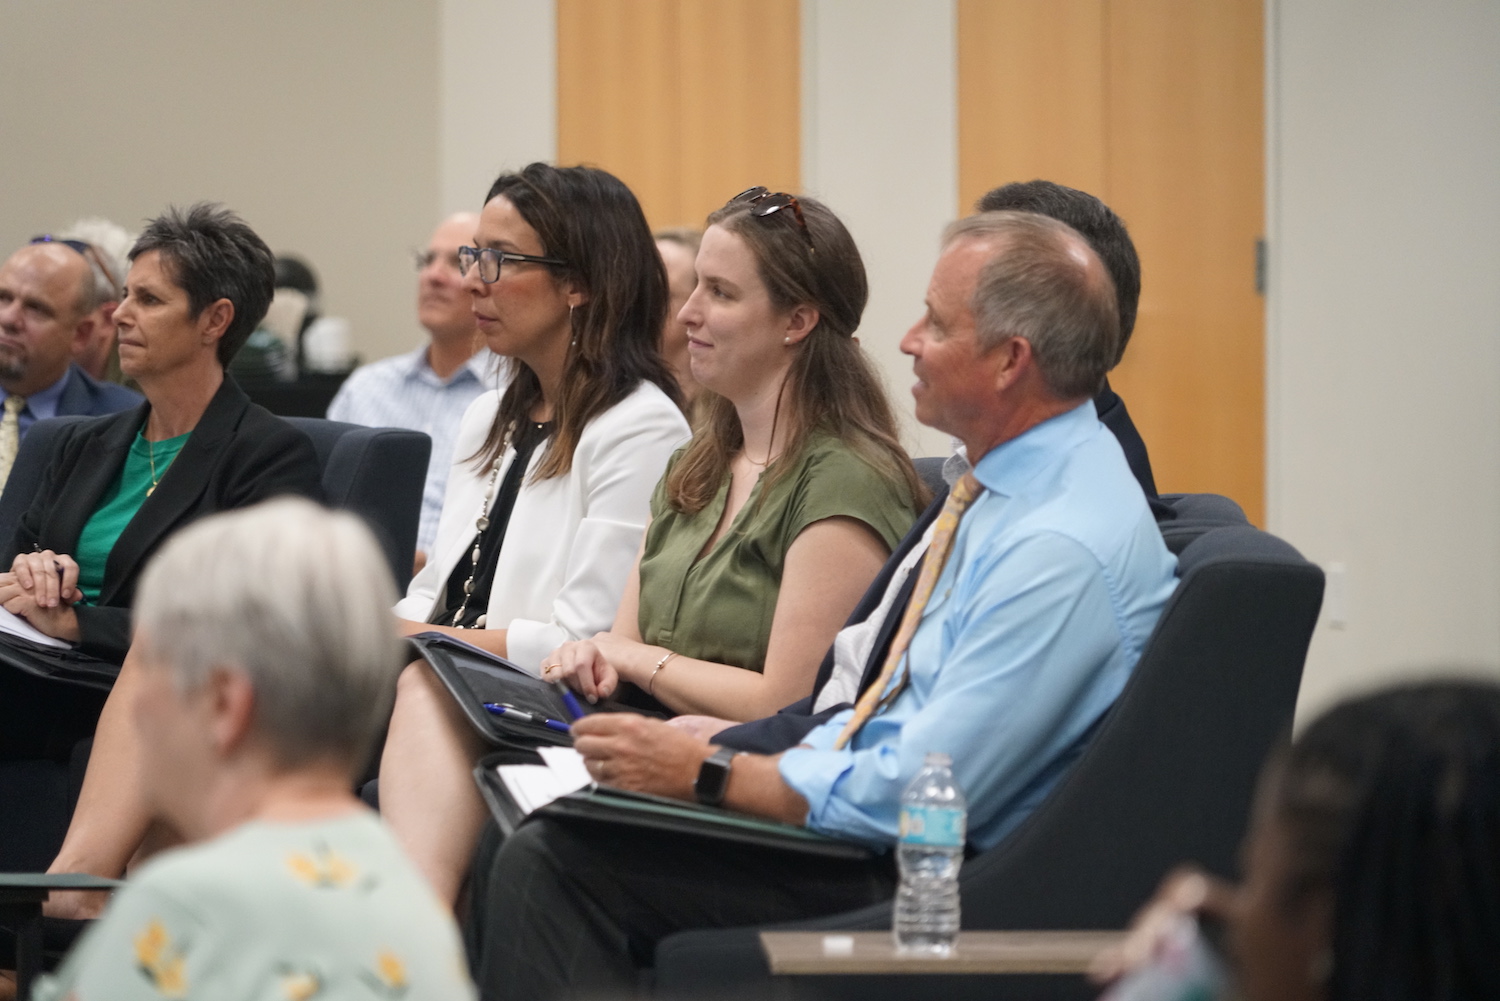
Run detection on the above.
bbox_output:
[5,377,323,661]
[52,364,142,422]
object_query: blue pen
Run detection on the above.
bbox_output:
[483,702,571,734]
[552,681,585,721]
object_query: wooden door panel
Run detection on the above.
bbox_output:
[558,0,799,230]
[958,0,1108,211]
[958,0,1265,523]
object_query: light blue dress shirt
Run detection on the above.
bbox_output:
[779,399,1178,852]
[327,345,501,554]
[2,366,72,438]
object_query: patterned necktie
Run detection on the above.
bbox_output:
[0,395,28,491]
[833,471,983,749]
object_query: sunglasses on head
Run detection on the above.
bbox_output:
[30,235,123,300]
[726,187,815,254]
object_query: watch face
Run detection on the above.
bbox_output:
[695,748,735,805]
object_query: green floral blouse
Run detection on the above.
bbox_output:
[34,812,475,1001]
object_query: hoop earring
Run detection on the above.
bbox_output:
[569,303,577,346]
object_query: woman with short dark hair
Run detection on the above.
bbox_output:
[2,202,324,909]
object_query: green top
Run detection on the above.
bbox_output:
[74,430,188,603]
[637,435,917,674]
[34,811,476,1001]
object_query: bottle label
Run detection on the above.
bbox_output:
[898,805,966,847]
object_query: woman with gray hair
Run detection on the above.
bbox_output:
[33,498,475,1001]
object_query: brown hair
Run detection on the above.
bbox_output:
[665,194,924,514]
[472,164,680,477]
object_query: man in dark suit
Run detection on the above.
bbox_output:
[977,180,1159,502]
[0,240,142,488]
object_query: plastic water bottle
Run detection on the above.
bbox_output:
[894,752,966,955]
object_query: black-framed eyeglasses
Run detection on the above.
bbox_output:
[727,187,815,253]
[457,245,567,284]
[29,235,123,300]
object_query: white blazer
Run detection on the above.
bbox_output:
[394,380,691,673]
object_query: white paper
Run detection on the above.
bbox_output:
[536,747,593,792]
[496,747,593,815]
[0,606,73,649]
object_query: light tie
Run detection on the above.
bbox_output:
[833,471,982,749]
[0,395,28,491]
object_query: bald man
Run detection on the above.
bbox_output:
[328,214,497,568]
[0,240,141,489]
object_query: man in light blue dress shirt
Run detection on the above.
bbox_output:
[327,214,499,566]
[464,211,1179,999]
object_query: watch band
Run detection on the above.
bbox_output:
[694,745,738,806]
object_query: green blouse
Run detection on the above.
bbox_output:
[637,436,917,675]
[74,430,189,604]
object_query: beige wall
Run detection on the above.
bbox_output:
[1266,0,1500,721]
[801,0,958,459]
[0,1,440,363]
[440,0,556,215]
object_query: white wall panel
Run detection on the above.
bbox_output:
[801,0,958,458]
[440,0,557,215]
[0,1,440,362]
[1266,0,1500,720]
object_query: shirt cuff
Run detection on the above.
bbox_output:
[505,618,566,675]
[777,708,856,824]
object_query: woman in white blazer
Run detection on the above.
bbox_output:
[379,164,689,906]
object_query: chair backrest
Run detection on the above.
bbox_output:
[282,417,429,591]
[937,523,1323,933]
[912,456,948,496]
[1156,491,1250,554]
[0,415,430,593]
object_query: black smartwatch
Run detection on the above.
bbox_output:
[694,745,739,806]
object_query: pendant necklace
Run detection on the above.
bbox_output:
[451,457,503,629]
[146,438,161,496]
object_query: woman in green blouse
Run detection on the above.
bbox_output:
[547,187,923,722]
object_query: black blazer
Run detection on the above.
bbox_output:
[5,377,324,661]
[1094,380,1157,498]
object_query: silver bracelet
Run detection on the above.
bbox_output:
[647,650,677,697]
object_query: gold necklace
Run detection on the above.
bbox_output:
[146,438,161,496]
[744,376,787,467]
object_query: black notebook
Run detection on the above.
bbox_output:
[473,749,875,861]
[408,631,583,749]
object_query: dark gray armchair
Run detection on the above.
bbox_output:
[653,498,1324,1001]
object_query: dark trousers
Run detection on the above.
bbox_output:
[0,661,106,762]
[465,819,896,1001]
